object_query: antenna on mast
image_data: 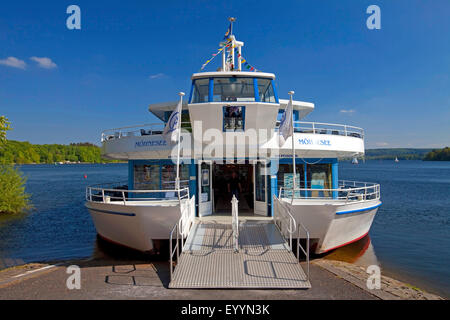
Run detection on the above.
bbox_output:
[228,17,236,36]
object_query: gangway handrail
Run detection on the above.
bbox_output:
[297,221,310,281]
[169,187,195,283]
[274,194,310,281]
[231,195,239,253]
[273,192,297,250]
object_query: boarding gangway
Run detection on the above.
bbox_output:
[168,195,311,289]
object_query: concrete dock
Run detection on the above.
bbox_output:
[0,256,443,300]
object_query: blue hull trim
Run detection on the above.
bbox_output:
[336,202,382,215]
[89,207,136,217]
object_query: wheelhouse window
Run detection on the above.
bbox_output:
[191,78,209,103]
[257,78,276,103]
[213,77,255,102]
[223,106,245,131]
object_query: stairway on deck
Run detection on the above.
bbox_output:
[169,218,311,289]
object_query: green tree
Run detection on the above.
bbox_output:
[0,116,32,214]
[0,116,11,145]
[424,147,450,161]
[0,165,31,214]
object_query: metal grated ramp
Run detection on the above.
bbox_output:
[169,220,311,289]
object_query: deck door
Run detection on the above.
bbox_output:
[198,160,213,216]
[253,160,269,216]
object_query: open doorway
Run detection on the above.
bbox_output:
[212,163,254,215]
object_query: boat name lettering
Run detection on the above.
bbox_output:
[298,138,331,146]
[298,138,313,145]
[135,140,167,148]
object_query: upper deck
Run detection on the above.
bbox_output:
[99,26,365,160]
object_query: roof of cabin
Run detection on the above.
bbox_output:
[191,71,275,80]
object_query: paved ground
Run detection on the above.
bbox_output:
[0,257,377,300]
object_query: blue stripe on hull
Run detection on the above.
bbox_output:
[336,202,382,215]
[88,207,136,217]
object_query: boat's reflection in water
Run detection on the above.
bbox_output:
[91,232,379,269]
[320,234,379,268]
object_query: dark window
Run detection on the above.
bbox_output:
[191,78,209,103]
[134,165,159,190]
[223,106,245,131]
[257,78,276,103]
[213,77,255,102]
[277,163,305,190]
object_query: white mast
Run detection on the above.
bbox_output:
[288,91,296,203]
[221,17,244,72]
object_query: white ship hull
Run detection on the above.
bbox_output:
[86,197,194,252]
[86,196,380,255]
[280,199,381,254]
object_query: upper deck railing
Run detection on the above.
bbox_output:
[276,121,364,139]
[102,121,364,142]
[101,123,192,142]
[278,180,380,203]
[86,181,190,203]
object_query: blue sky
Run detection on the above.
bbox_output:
[0,0,449,148]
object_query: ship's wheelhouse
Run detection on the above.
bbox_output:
[189,73,278,104]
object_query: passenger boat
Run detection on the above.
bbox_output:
[85,22,381,256]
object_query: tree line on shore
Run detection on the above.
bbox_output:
[364,148,449,161]
[423,147,450,161]
[0,140,119,164]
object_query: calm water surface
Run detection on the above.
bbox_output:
[0,161,449,297]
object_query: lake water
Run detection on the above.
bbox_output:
[0,161,449,297]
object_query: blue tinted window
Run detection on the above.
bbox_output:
[191,78,209,103]
[213,77,255,102]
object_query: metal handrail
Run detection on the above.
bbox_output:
[274,194,310,281]
[275,121,364,139]
[85,186,190,203]
[273,194,297,250]
[278,180,380,203]
[169,221,180,282]
[101,122,192,142]
[169,187,194,283]
[297,221,310,281]
[231,195,239,253]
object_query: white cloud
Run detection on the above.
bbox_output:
[149,73,166,79]
[340,109,356,114]
[30,56,57,69]
[375,142,389,147]
[0,57,27,69]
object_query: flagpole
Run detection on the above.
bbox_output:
[175,92,185,191]
[288,91,296,204]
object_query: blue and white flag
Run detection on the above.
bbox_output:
[278,98,293,146]
[162,99,182,145]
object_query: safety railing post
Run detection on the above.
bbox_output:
[231,195,239,253]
